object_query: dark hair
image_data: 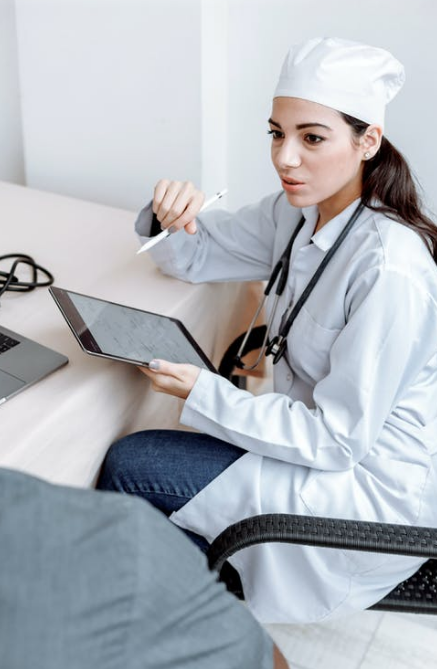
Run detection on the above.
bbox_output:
[341,112,437,263]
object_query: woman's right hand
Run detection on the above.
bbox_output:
[153,180,205,235]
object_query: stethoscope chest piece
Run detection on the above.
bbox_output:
[265,334,287,363]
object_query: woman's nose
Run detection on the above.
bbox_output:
[276,141,302,169]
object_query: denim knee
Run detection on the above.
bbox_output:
[96,429,245,502]
[96,431,151,492]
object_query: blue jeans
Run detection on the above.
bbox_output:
[96,429,245,552]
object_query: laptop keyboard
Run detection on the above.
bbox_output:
[0,333,21,354]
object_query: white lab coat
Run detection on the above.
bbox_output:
[135,193,437,624]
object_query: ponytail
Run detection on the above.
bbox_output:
[341,113,437,263]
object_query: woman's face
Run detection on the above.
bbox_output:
[269,97,366,220]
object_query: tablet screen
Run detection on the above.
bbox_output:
[50,287,215,371]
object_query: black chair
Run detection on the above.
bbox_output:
[208,326,437,614]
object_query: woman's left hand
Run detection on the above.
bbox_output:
[139,360,201,400]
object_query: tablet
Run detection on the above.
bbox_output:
[49,286,216,372]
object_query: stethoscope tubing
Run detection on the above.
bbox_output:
[235,200,365,369]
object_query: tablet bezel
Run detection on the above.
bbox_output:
[49,286,217,372]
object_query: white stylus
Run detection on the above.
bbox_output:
[136,188,228,254]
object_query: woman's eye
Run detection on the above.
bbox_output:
[305,134,325,144]
[267,129,283,140]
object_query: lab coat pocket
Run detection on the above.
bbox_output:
[300,457,429,574]
[288,306,341,384]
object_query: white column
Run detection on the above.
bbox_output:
[200,0,228,207]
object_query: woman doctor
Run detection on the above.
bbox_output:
[97,38,437,624]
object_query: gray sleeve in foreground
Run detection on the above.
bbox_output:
[128,500,274,669]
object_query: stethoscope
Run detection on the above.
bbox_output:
[0,254,54,305]
[234,200,365,370]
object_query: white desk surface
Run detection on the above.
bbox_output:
[0,182,260,487]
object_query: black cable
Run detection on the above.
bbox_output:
[0,254,54,304]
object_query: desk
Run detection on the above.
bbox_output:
[0,182,261,487]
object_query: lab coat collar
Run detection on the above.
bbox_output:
[303,198,364,252]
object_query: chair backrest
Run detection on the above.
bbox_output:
[218,325,267,381]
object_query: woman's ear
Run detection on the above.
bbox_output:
[362,124,383,160]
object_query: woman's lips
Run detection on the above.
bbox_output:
[281,177,306,192]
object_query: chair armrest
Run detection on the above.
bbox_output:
[207,513,437,573]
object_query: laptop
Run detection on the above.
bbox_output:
[0,325,68,405]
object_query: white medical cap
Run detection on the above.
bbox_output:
[273,37,405,127]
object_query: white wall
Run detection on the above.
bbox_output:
[5,0,437,215]
[0,0,25,184]
[14,0,204,211]
[227,0,437,212]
